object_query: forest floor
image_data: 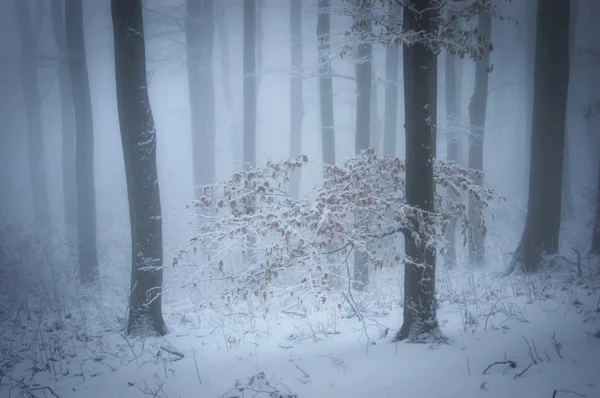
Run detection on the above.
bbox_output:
[1,263,600,398]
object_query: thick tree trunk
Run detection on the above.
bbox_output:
[214,1,233,109]
[370,70,382,153]
[187,0,215,199]
[444,42,458,268]
[289,0,303,199]
[318,0,335,172]
[517,0,570,273]
[352,1,372,292]
[396,0,439,342]
[591,158,600,254]
[14,0,52,235]
[467,10,492,266]
[255,0,263,91]
[382,2,400,156]
[65,0,99,283]
[49,0,77,234]
[111,0,167,336]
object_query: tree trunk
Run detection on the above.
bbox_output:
[517,0,570,273]
[352,0,372,292]
[382,2,400,156]
[370,70,382,153]
[591,158,600,254]
[289,0,303,199]
[255,0,263,91]
[111,0,167,336]
[49,0,76,234]
[14,0,52,235]
[244,0,257,170]
[65,0,99,283]
[187,0,215,199]
[444,38,458,268]
[396,0,439,342]
[214,1,233,109]
[318,0,335,172]
[467,10,492,266]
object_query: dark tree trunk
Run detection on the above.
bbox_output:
[467,10,492,266]
[14,0,52,234]
[443,23,458,267]
[382,2,400,156]
[49,0,76,234]
[111,0,167,336]
[396,0,438,342]
[517,0,570,273]
[289,0,303,199]
[215,1,233,109]
[244,0,257,170]
[65,0,99,283]
[318,0,335,171]
[353,0,372,292]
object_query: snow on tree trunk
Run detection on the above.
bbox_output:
[396,0,439,342]
[111,0,167,336]
[289,0,303,200]
[467,9,492,267]
[515,0,570,274]
[187,0,216,199]
[14,0,52,237]
[353,0,372,292]
[65,0,100,283]
[318,0,335,173]
[50,0,77,236]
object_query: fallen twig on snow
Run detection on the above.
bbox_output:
[482,360,516,375]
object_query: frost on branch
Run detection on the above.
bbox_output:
[340,0,497,60]
[174,149,500,309]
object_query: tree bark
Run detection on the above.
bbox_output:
[370,70,382,153]
[467,10,492,266]
[443,17,459,268]
[65,0,99,283]
[214,1,233,109]
[517,0,570,273]
[255,0,263,91]
[591,158,600,254]
[14,0,52,235]
[244,0,257,170]
[289,0,303,199]
[352,0,372,292]
[111,0,167,336]
[396,0,439,342]
[186,0,216,199]
[49,0,76,234]
[382,2,400,156]
[318,0,335,172]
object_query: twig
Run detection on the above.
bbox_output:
[482,360,516,375]
[514,361,534,378]
[550,331,563,359]
[190,345,202,385]
[553,389,586,397]
[159,345,184,361]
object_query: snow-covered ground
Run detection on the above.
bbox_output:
[2,265,600,398]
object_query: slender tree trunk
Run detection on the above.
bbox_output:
[517,0,570,273]
[591,158,600,254]
[255,0,263,91]
[370,70,382,153]
[396,0,439,342]
[111,0,167,336]
[14,0,52,235]
[187,0,215,199]
[65,0,99,283]
[444,38,458,268]
[467,10,492,266]
[215,1,233,109]
[50,0,76,234]
[318,0,335,172]
[382,2,400,156]
[289,0,303,199]
[244,0,257,170]
[352,0,372,292]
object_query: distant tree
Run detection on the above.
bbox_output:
[244,0,257,170]
[467,8,492,266]
[65,0,99,282]
[317,0,335,172]
[14,0,52,236]
[382,1,401,156]
[215,1,233,109]
[49,0,76,235]
[512,0,570,273]
[186,0,216,199]
[289,0,304,200]
[111,0,167,336]
[353,0,372,292]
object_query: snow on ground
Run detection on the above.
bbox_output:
[2,265,600,398]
